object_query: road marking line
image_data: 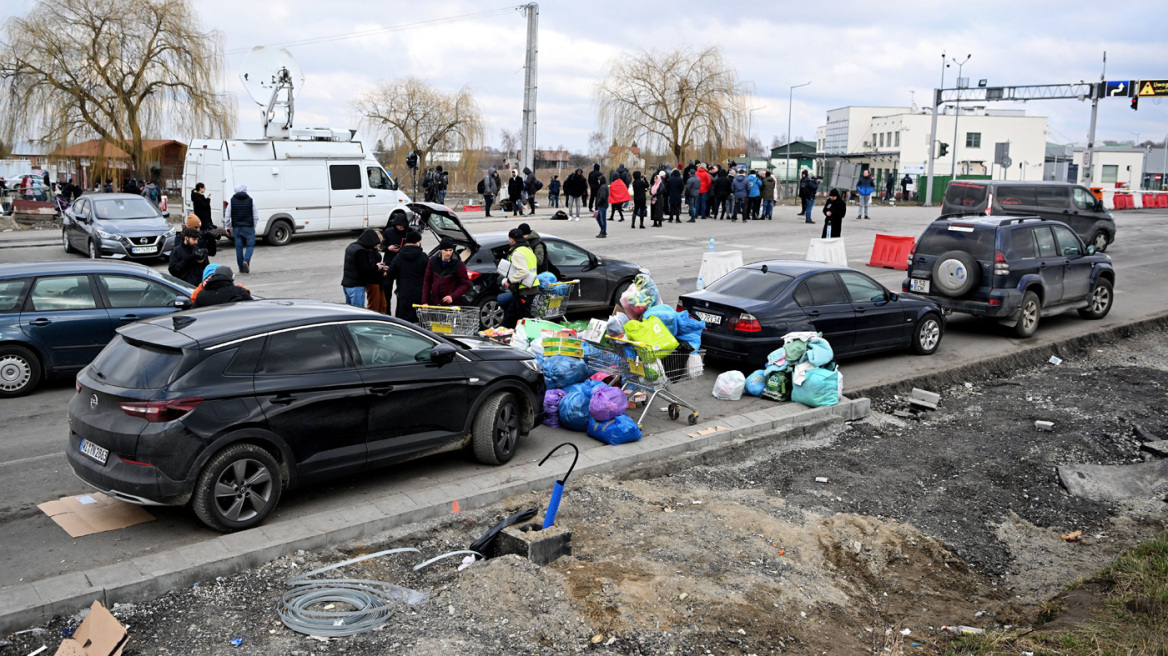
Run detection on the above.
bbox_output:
[0,452,62,468]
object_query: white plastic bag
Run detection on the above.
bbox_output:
[712,371,746,400]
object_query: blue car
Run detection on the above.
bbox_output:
[0,261,194,397]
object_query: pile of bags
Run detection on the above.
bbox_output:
[608,274,704,352]
[543,376,642,445]
[740,331,842,408]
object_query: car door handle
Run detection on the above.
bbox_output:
[28,318,51,326]
[855,306,867,313]
[355,194,364,198]
[367,194,376,198]
[270,394,297,406]
[368,385,394,396]
[806,310,821,317]
[117,314,140,322]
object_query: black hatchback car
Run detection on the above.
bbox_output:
[904,216,1115,337]
[415,203,648,328]
[67,300,545,532]
[679,261,945,367]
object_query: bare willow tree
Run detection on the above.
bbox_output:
[355,77,486,186]
[0,0,235,178]
[595,46,750,165]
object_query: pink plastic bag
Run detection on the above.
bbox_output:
[588,385,628,422]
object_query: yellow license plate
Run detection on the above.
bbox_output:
[431,322,453,334]
[548,297,562,309]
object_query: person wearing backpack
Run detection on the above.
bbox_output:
[548,175,561,208]
[142,180,161,206]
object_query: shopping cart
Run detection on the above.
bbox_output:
[587,337,705,427]
[528,279,579,320]
[413,304,481,336]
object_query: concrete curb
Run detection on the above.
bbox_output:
[0,397,869,633]
[0,237,57,249]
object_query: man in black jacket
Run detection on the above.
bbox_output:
[191,265,253,308]
[341,229,387,309]
[381,213,410,303]
[587,163,602,211]
[225,184,259,273]
[168,228,208,286]
[385,230,428,323]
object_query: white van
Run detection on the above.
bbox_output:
[181,130,413,246]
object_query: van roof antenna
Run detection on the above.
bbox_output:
[239,47,304,140]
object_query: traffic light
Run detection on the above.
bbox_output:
[406,151,418,169]
[1131,96,1139,111]
[938,142,949,157]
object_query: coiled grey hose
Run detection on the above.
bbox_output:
[278,547,427,637]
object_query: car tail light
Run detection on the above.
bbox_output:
[466,270,481,280]
[906,243,917,270]
[727,313,762,333]
[119,456,155,467]
[994,250,1009,276]
[675,302,686,313]
[988,298,1001,306]
[119,397,203,422]
[76,379,82,393]
[985,192,993,215]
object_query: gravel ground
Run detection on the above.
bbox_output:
[6,330,1168,656]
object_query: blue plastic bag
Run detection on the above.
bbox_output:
[558,386,592,431]
[674,312,706,350]
[791,367,840,407]
[745,369,767,397]
[643,305,679,335]
[542,355,589,390]
[806,337,834,367]
[537,272,559,288]
[587,415,643,445]
[589,385,628,421]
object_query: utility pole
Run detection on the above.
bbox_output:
[1084,51,1105,185]
[949,54,971,179]
[925,88,941,207]
[520,3,539,177]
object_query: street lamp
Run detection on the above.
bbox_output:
[950,54,971,179]
[745,104,767,162]
[786,81,811,196]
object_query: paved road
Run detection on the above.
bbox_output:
[1,202,1165,589]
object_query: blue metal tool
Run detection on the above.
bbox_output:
[538,442,579,529]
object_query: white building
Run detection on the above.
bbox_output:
[816,105,1048,199]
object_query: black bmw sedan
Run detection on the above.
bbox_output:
[679,261,945,367]
[67,300,544,532]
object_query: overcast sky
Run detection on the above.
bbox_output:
[3,0,1166,153]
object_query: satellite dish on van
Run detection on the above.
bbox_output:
[239,47,304,139]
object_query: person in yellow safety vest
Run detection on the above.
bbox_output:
[497,228,538,328]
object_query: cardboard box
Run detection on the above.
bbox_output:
[54,601,127,656]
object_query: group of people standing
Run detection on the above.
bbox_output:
[340,214,474,324]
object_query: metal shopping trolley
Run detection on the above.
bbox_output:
[585,337,705,427]
[413,304,481,336]
[528,279,579,320]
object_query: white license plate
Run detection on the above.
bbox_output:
[909,278,931,293]
[80,439,109,465]
[131,246,156,254]
[693,310,721,325]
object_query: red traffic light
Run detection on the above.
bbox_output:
[1131,97,1139,111]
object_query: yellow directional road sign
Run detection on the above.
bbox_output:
[1138,79,1168,97]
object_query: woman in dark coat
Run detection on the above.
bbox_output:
[422,238,472,305]
[650,171,667,227]
[822,188,847,239]
[666,169,684,223]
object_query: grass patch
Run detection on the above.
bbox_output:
[942,534,1168,655]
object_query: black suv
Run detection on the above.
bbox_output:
[67,300,545,531]
[904,216,1115,337]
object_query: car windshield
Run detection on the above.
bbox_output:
[90,335,184,389]
[705,267,795,301]
[945,182,988,208]
[918,224,996,260]
[92,197,160,220]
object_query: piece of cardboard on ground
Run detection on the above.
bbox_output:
[53,600,127,656]
[37,492,154,537]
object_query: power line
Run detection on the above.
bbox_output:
[225,6,522,56]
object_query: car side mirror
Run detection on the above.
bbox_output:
[1086,245,1096,255]
[161,210,170,218]
[174,295,192,310]
[586,254,599,270]
[429,342,458,365]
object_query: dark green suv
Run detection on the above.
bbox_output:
[903,216,1115,337]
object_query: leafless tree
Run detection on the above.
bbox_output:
[0,0,235,179]
[498,129,519,160]
[355,77,485,191]
[746,136,766,158]
[595,46,749,166]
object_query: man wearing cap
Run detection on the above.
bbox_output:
[224,184,259,273]
[342,229,388,310]
[191,265,253,308]
[496,228,538,327]
[423,237,472,306]
[518,222,557,276]
[168,227,209,286]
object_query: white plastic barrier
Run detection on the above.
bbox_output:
[698,250,743,286]
[806,238,848,266]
